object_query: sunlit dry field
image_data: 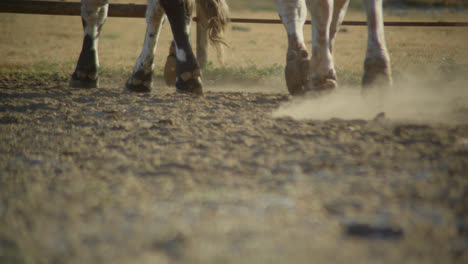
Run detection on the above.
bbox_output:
[1,1,468,263]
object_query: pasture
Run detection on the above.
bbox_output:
[1,1,468,263]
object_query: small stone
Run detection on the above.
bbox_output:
[344,223,404,239]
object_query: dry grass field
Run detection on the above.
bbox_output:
[1,1,468,264]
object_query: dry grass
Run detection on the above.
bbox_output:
[1,4,467,85]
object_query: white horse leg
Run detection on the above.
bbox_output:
[361,0,392,91]
[276,0,309,95]
[70,0,108,88]
[329,0,350,53]
[126,0,165,93]
[306,0,337,93]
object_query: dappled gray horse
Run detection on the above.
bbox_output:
[276,0,392,95]
[70,0,228,94]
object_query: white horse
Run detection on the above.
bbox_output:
[276,0,392,95]
[70,0,229,95]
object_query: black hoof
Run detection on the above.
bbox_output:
[176,78,203,95]
[362,57,392,92]
[125,79,152,93]
[69,72,99,89]
[285,49,309,96]
[125,70,152,93]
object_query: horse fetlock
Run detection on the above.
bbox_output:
[193,68,201,78]
[179,68,202,81]
[287,48,308,60]
[180,72,193,82]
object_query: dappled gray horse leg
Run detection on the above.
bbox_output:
[125,0,165,93]
[70,0,108,88]
[276,0,309,96]
[361,0,392,92]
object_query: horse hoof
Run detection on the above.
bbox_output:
[125,79,152,93]
[285,49,309,96]
[176,75,203,95]
[125,70,152,93]
[306,71,337,96]
[362,57,392,92]
[69,71,99,88]
[306,79,336,96]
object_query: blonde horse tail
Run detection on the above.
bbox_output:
[197,0,230,63]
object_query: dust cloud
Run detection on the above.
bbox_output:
[273,71,468,124]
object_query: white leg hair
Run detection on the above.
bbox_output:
[362,0,390,64]
[81,0,108,70]
[329,0,350,52]
[276,0,391,95]
[306,0,337,91]
[361,0,392,88]
[276,0,311,95]
[81,0,108,38]
[276,0,307,50]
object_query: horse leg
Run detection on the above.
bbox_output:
[276,0,309,96]
[164,0,228,87]
[163,41,177,86]
[306,0,337,93]
[126,0,165,93]
[328,0,350,53]
[70,0,108,88]
[196,0,210,68]
[361,0,392,92]
[161,0,203,94]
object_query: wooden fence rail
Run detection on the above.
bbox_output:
[2,1,468,27]
[1,1,467,66]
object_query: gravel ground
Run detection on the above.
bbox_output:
[0,75,467,264]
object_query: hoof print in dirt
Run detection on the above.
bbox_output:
[176,71,203,95]
[69,71,99,89]
[125,71,152,93]
[344,223,404,240]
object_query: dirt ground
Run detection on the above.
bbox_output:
[1,2,468,264]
